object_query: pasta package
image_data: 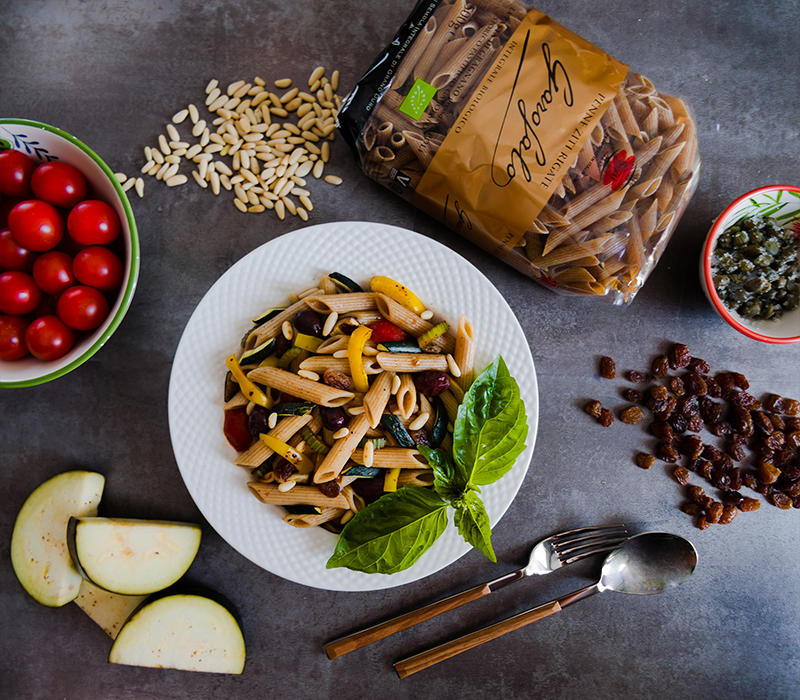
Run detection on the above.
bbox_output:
[338,0,700,305]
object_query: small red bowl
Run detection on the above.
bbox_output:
[700,185,800,345]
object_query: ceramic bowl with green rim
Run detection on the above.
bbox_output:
[700,185,800,344]
[0,118,140,386]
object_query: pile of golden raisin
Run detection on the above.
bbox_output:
[586,343,800,529]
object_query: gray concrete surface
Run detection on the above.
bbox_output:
[1,1,799,698]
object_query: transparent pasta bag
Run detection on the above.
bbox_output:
[337,0,701,305]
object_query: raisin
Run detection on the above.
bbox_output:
[681,435,704,459]
[705,403,725,425]
[408,428,433,447]
[739,497,761,512]
[670,343,691,369]
[764,431,785,450]
[651,420,674,442]
[731,372,750,390]
[687,485,706,502]
[783,399,800,417]
[682,503,704,516]
[635,453,656,469]
[656,396,678,419]
[770,492,793,509]
[787,418,800,432]
[773,448,794,467]
[600,356,616,379]
[683,372,708,396]
[687,414,704,432]
[682,394,701,417]
[705,377,722,398]
[697,515,712,530]
[323,368,352,390]
[669,412,689,434]
[721,491,743,505]
[719,504,738,524]
[317,480,341,498]
[702,444,722,462]
[599,408,614,427]
[624,388,643,403]
[730,407,754,435]
[651,384,669,402]
[716,373,736,398]
[585,400,603,418]
[742,473,759,491]
[728,467,743,492]
[756,460,781,484]
[709,422,732,438]
[732,391,757,408]
[620,406,645,425]
[764,394,786,414]
[769,414,786,431]
[669,376,686,396]
[628,370,647,383]
[688,357,711,375]
[673,466,691,485]
[652,355,670,377]
[657,442,680,463]
[414,370,450,396]
[787,431,800,449]
[753,411,775,434]
[706,501,724,523]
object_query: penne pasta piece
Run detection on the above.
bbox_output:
[350,448,426,469]
[395,373,418,419]
[362,370,395,428]
[249,482,350,509]
[454,315,475,390]
[375,352,450,373]
[397,469,435,488]
[283,508,346,528]
[304,292,377,314]
[314,414,371,483]
[234,414,313,467]
[374,293,455,353]
[298,355,382,376]
[247,366,354,407]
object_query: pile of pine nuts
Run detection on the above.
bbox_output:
[115,66,344,220]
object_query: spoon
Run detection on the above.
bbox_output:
[394,532,698,678]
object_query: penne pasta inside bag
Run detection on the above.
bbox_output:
[337,0,700,305]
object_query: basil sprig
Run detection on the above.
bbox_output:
[327,356,528,574]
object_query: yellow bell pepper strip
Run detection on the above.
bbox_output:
[348,325,372,393]
[383,467,401,492]
[226,354,271,408]
[370,276,426,314]
[260,434,315,474]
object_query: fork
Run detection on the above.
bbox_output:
[323,524,628,659]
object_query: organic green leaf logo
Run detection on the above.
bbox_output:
[399,79,437,121]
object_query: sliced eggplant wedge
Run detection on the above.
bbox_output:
[67,517,201,595]
[108,591,246,674]
[11,470,105,607]
[73,580,148,639]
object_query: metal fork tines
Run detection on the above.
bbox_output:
[535,524,630,572]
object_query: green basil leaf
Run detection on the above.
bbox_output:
[326,486,449,575]
[453,355,528,486]
[453,491,496,563]
[417,446,468,502]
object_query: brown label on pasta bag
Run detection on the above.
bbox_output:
[410,9,628,257]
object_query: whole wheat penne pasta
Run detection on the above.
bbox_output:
[563,182,612,219]
[247,366,354,406]
[644,142,685,181]
[454,315,475,390]
[283,508,346,528]
[314,413,371,483]
[315,335,350,354]
[350,448,426,469]
[304,292,377,314]
[249,482,350,509]
[298,355,382,376]
[614,89,641,137]
[375,352,450,373]
[224,391,249,410]
[543,187,629,255]
[394,16,438,87]
[396,373,417,419]
[439,388,461,426]
[363,370,395,428]
[234,413,313,467]
[319,275,339,295]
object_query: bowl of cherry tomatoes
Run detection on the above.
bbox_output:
[0,119,139,387]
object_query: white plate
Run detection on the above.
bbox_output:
[168,221,538,591]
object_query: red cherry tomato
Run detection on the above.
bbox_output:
[57,285,109,330]
[72,246,123,291]
[32,250,76,296]
[0,270,42,315]
[0,314,30,360]
[24,314,76,361]
[0,150,36,197]
[67,200,120,246]
[31,161,88,209]
[8,199,65,252]
[369,319,409,343]
[0,228,37,272]
[223,407,254,451]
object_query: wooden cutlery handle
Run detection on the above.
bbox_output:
[324,582,493,660]
[393,600,562,678]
